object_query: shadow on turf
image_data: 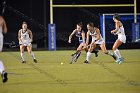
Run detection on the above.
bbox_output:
[94,60,140,86]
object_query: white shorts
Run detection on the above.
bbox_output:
[118,35,126,43]
[19,40,31,46]
[92,38,105,45]
[0,34,3,51]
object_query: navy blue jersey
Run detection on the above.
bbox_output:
[75,30,84,43]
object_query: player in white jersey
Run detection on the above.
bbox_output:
[68,22,99,63]
[18,22,37,63]
[0,15,8,83]
[83,22,116,64]
[111,14,126,64]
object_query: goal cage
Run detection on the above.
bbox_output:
[100,13,140,43]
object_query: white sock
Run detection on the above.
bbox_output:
[106,51,113,56]
[20,52,25,61]
[86,52,92,61]
[0,60,5,74]
[114,49,121,59]
[30,52,35,59]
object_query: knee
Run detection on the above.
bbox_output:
[28,51,32,54]
[21,50,24,53]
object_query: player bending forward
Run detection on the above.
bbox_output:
[83,22,116,64]
[18,22,37,63]
[68,22,98,63]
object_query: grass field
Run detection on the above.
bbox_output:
[0,49,140,93]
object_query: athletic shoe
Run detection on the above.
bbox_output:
[22,61,26,63]
[94,51,99,57]
[2,71,8,83]
[92,50,99,57]
[118,58,124,64]
[83,60,89,64]
[33,59,37,63]
[115,59,120,63]
[71,53,76,56]
[115,58,124,64]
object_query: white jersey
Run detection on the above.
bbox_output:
[19,29,31,46]
[0,26,3,51]
[0,26,2,35]
[116,22,126,43]
[90,27,104,45]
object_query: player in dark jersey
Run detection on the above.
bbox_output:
[68,22,98,63]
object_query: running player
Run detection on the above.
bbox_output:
[68,22,98,63]
[83,22,116,64]
[0,15,8,83]
[18,22,37,63]
[111,13,126,64]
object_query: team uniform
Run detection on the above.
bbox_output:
[18,28,37,63]
[75,30,85,44]
[84,27,116,64]
[113,21,126,64]
[0,26,3,51]
[116,22,126,43]
[90,27,105,45]
[19,29,31,46]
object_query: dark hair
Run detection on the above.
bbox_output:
[87,22,94,27]
[22,21,27,25]
[113,13,120,20]
[77,22,83,27]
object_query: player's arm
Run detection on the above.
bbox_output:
[68,29,76,43]
[85,31,90,47]
[28,30,33,42]
[18,30,22,43]
[2,17,7,34]
[81,31,85,44]
[95,28,101,41]
[111,22,119,34]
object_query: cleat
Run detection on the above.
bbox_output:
[115,59,120,63]
[2,71,8,83]
[118,58,124,64]
[95,51,99,57]
[22,61,26,63]
[83,60,89,64]
[92,50,99,57]
[115,58,124,64]
[33,59,37,63]
[71,54,75,56]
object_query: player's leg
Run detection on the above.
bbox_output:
[75,43,84,60]
[112,39,123,63]
[100,43,116,60]
[27,45,37,63]
[71,42,83,56]
[20,45,26,63]
[91,45,99,57]
[0,60,8,83]
[84,43,96,64]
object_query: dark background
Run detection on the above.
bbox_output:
[0,0,140,50]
